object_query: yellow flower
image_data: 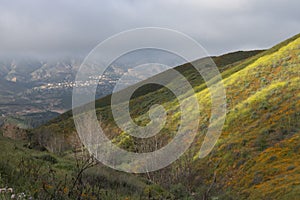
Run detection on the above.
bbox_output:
[63,187,68,194]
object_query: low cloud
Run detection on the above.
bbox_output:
[0,0,299,58]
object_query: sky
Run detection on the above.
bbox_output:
[0,0,299,58]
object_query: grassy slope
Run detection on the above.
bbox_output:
[34,49,263,143]
[0,48,262,199]
[190,34,300,199]
[113,33,300,199]
[27,34,300,199]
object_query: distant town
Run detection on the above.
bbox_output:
[32,74,118,91]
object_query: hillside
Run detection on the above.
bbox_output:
[190,33,300,199]
[0,49,263,199]
[29,50,264,155]
[2,33,299,199]
[87,33,299,199]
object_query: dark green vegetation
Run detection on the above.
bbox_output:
[1,34,300,199]
[2,111,60,129]
[0,134,172,199]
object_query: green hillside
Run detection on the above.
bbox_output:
[87,33,299,199]
[1,33,299,199]
[190,34,300,199]
[0,49,262,199]
[33,49,264,148]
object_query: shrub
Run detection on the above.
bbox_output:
[287,165,295,171]
[252,172,264,185]
[169,183,190,199]
[37,154,58,164]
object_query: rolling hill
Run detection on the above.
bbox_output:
[1,33,299,199]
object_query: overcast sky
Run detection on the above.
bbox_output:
[0,0,299,58]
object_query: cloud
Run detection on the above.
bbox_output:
[0,0,299,57]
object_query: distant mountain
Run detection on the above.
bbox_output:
[0,58,82,128]
[0,58,81,83]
